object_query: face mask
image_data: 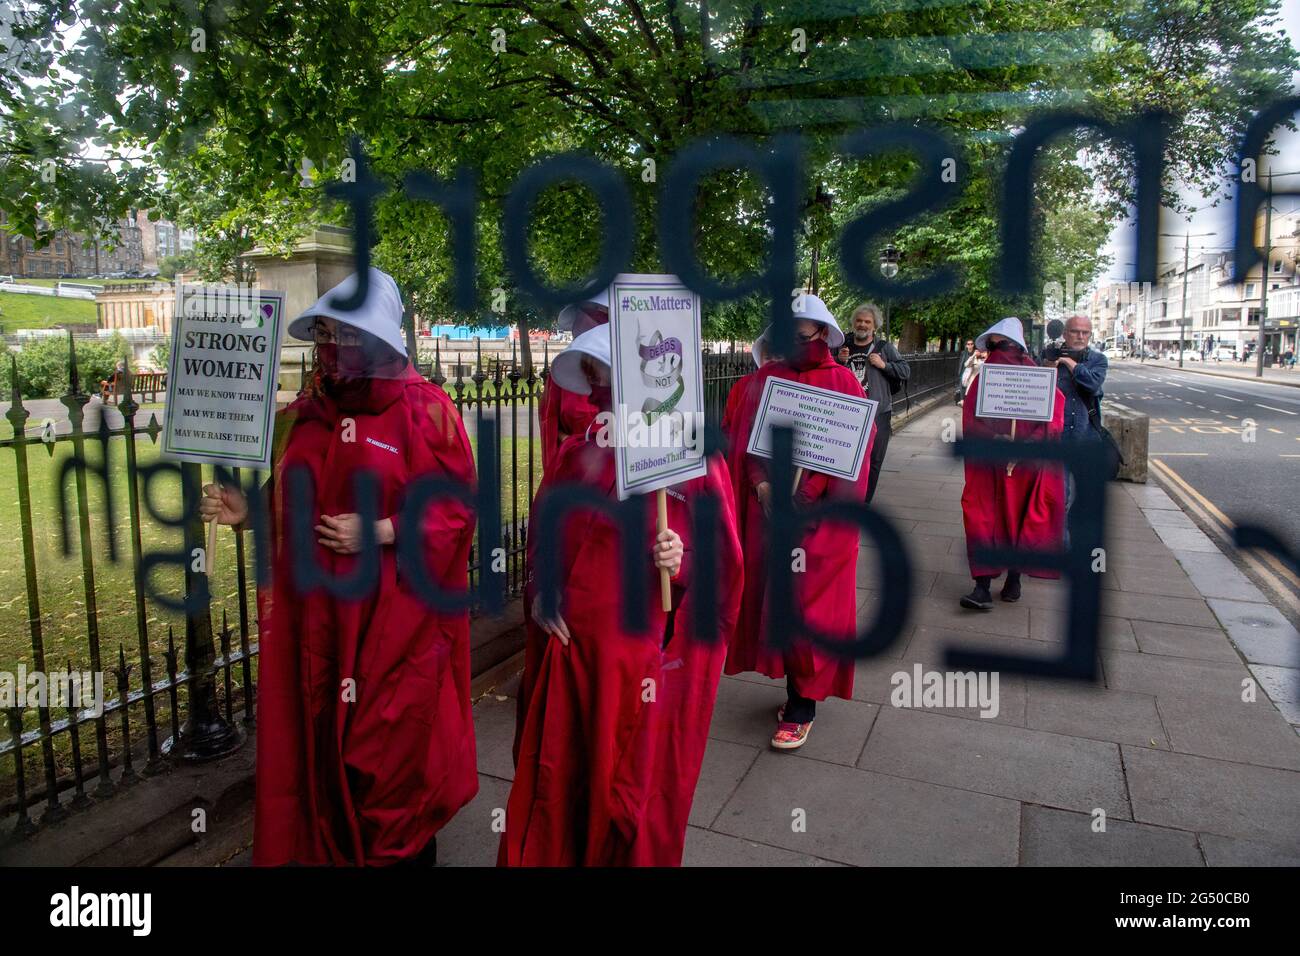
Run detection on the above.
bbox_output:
[791,337,830,370]
[338,343,373,378]
[316,342,340,375]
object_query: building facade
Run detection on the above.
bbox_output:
[95,281,177,335]
[0,209,190,279]
[1094,210,1300,360]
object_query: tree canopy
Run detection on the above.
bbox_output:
[2,0,1296,342]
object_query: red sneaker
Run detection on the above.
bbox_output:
[770,720,813,750]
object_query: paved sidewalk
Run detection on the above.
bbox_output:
[439,403,1300,866]
[1116,357,1300,388]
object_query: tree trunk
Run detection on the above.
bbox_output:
[900,319,926,353]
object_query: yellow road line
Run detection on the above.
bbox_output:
[1148,458,1300,611]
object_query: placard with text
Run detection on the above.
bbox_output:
[162,283,286,469]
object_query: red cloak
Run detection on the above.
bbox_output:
[502,438,743,866]
[721,343,874,702]
[960,348,1066,579]
[252,367,478,866]
[539,381,602,475]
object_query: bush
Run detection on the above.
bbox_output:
[3,333,130,400]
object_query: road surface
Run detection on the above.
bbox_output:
[1106,359,1300,615]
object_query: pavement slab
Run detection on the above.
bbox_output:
[1122,746,1300,848]
[859,707,1131,818]
[1206,599,1300,668]
[712,751,1022,866]
[1019,805,1204,866]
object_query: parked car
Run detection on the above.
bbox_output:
[1165,349,1202,362]
[1214,346,1237,361]
[1103,347,1126,360]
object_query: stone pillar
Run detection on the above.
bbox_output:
[242,226,355,395]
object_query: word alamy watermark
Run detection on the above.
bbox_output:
[592,407,705,453]
[891,664,1000,719]
[0,666,105,718]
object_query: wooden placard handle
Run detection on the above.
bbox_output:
[206,506,218,576]
[656,489,672,612]
[1006,419,1017,476]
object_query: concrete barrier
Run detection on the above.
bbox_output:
[1102,401,1148,483]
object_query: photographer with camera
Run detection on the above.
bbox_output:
[1044,315,1110,525]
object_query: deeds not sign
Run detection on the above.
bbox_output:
[162,283,286,469]
[746,377,877,482]
[974,363,1058,423]
[608,273,708,500]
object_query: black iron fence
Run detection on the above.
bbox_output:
[0,335,951,837]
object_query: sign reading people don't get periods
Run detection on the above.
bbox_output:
[162,283,286,470]
[747,377,877,482]
[974,364,1058,423]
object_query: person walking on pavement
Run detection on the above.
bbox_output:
[956,338,981,405]
[201,269,479,866]
[503,325,744,866]
[835,303,910,502]
[958,317,1066,611]
[726,295,875,750]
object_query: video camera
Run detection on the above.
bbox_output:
[1041,318,1088,364]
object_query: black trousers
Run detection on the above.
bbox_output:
[865,410,893,503]
[785,678,816,723]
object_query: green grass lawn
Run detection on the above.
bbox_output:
[0,290,98,332]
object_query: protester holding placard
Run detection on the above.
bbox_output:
[538,288,609,474]
[502,325,744,866]
[958,317,1066,611]
[199,269,479,866]
[723,295,875,751]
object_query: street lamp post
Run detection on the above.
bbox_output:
[879,242,900,340]
[1159,231,1216,369]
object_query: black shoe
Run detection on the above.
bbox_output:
[1000,574,1022,603]
[960,585,993,610]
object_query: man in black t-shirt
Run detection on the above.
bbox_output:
[835,303,910,503]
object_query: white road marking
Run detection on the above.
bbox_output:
[1185,386,1207,393]
[1215,393,1244,402]
[1256,403,1297,415]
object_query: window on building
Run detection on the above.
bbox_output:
[1274,260,1283,273]
[1247,308,1261,325]
[1246,282,1257,298]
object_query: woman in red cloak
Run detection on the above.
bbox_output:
[722,296,874,752]
[502,324,744,866]
[958,317,1066,610]
[538,290,608,474]
[200,269,478,866]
